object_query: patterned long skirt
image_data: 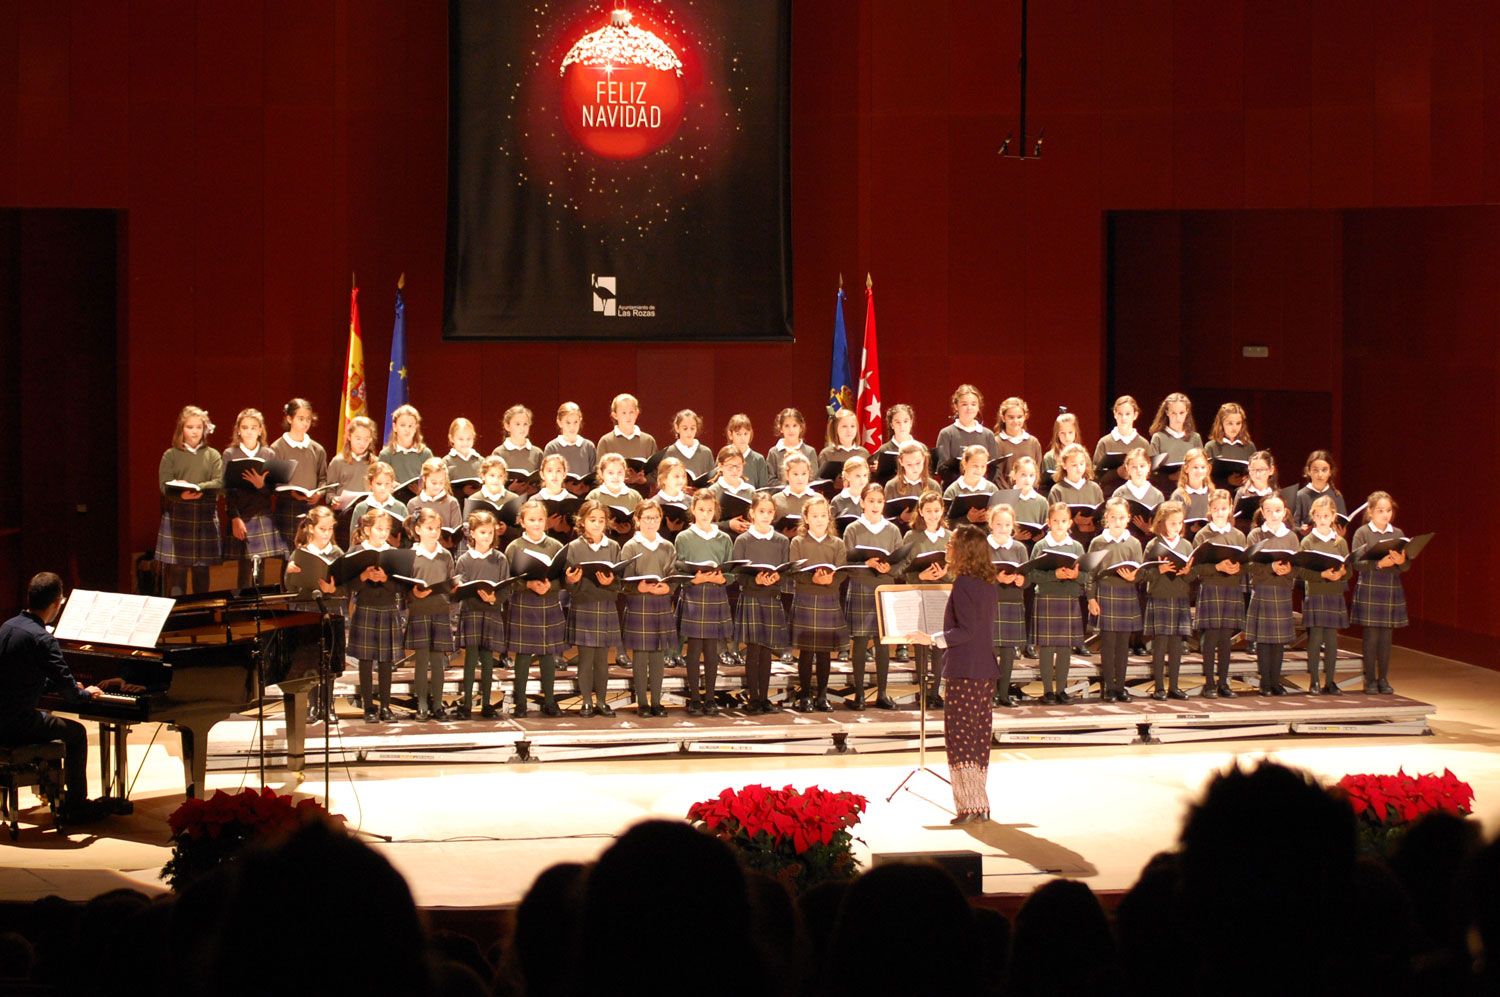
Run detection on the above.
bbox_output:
[945,676,994,817]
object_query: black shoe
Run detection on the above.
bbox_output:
[762,699,781,713]
[1116,688,1132,702]
[379,707,395,722]
[814,696,833,712]
[1268,684,1286,697]
[513,702,529,718]
[454,705,473,719]
[847,697,865,712]
[1151,690,1167,701]
[686,699,703,717]
[1131,643,1148,656]
[1056,691,1072,705]
[875,695,897,710]
[1306,682,1322,696]
[1073,644,1089,657]
[431,704,450,720]
[1023,645,1037,659]
[416,709,431,722]
[949,812,980,826]
[364,709,379,722]
[794,696,812,713]
[1200,684,1218,699]
[1321,683,1339,696]
[597,702,616,718]
[638,705,652,717]
[1377,680,1394,695]
[541,700,561,717]
[650,705,666,717]
[996,695,1016,708]
[580,704,595,719]
[60,798,113,826]
[703,701,721,716]
[480,705,498,719]
[1168,688,1189,701]
[1217,684,1235,698]
[926,693,944,709]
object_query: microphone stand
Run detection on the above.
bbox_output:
[250,554,268,787]
[312,589,336,811]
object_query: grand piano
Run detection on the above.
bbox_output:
[42,588,340,806]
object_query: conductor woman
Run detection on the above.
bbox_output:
[909,525,998,825]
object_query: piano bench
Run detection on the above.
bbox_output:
[0,741,67,841]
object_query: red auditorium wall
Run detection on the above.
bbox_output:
[3,2,1500,657]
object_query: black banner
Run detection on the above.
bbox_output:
[444,0,792,342]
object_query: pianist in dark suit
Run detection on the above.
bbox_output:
[0,572,111,824]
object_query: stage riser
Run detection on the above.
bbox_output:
[322,650,1369,703]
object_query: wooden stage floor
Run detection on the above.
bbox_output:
[2,642,1498,911]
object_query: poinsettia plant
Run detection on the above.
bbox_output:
[161,786,345,891]
[1334,769,1474,857]
[687,784,867,893]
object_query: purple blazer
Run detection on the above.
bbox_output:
[940,574,1000,680]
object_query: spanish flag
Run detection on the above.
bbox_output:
[337,283,368,447]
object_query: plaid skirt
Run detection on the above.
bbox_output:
[678,584,733,640]
[1033,592,1084,646]
[348,600,403,660]
[570,597,622,649]
[1194,583,1246,631]
[844,583,880,637]
[223,512,287,560]
[274,496,314,550]
[623,593,678,651]
[1351,570,1409,629]
[1095,581,1143,632]
[405,610,456,652]
[1245,584,1294,645]
[992,599,1027,647]
[156,501,222,566]
[1144,595,1192,637]
[507,590,567,655]
[1302,591,1349,629]
[735,592,789,649]
[791,589,849,652]
[457,603,507,652]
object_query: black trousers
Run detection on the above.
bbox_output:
[0,712,89,805]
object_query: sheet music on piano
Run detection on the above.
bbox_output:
[53,590,177,649]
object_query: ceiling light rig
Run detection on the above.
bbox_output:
[998,0,1044,161]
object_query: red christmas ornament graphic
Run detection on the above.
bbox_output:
[560,3,685,160]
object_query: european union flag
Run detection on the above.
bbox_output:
[827,285,852,414]
[384,283,408,425]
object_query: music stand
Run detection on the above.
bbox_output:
[875,583,953,807]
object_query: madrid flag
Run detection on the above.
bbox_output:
[856,276,883,450]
